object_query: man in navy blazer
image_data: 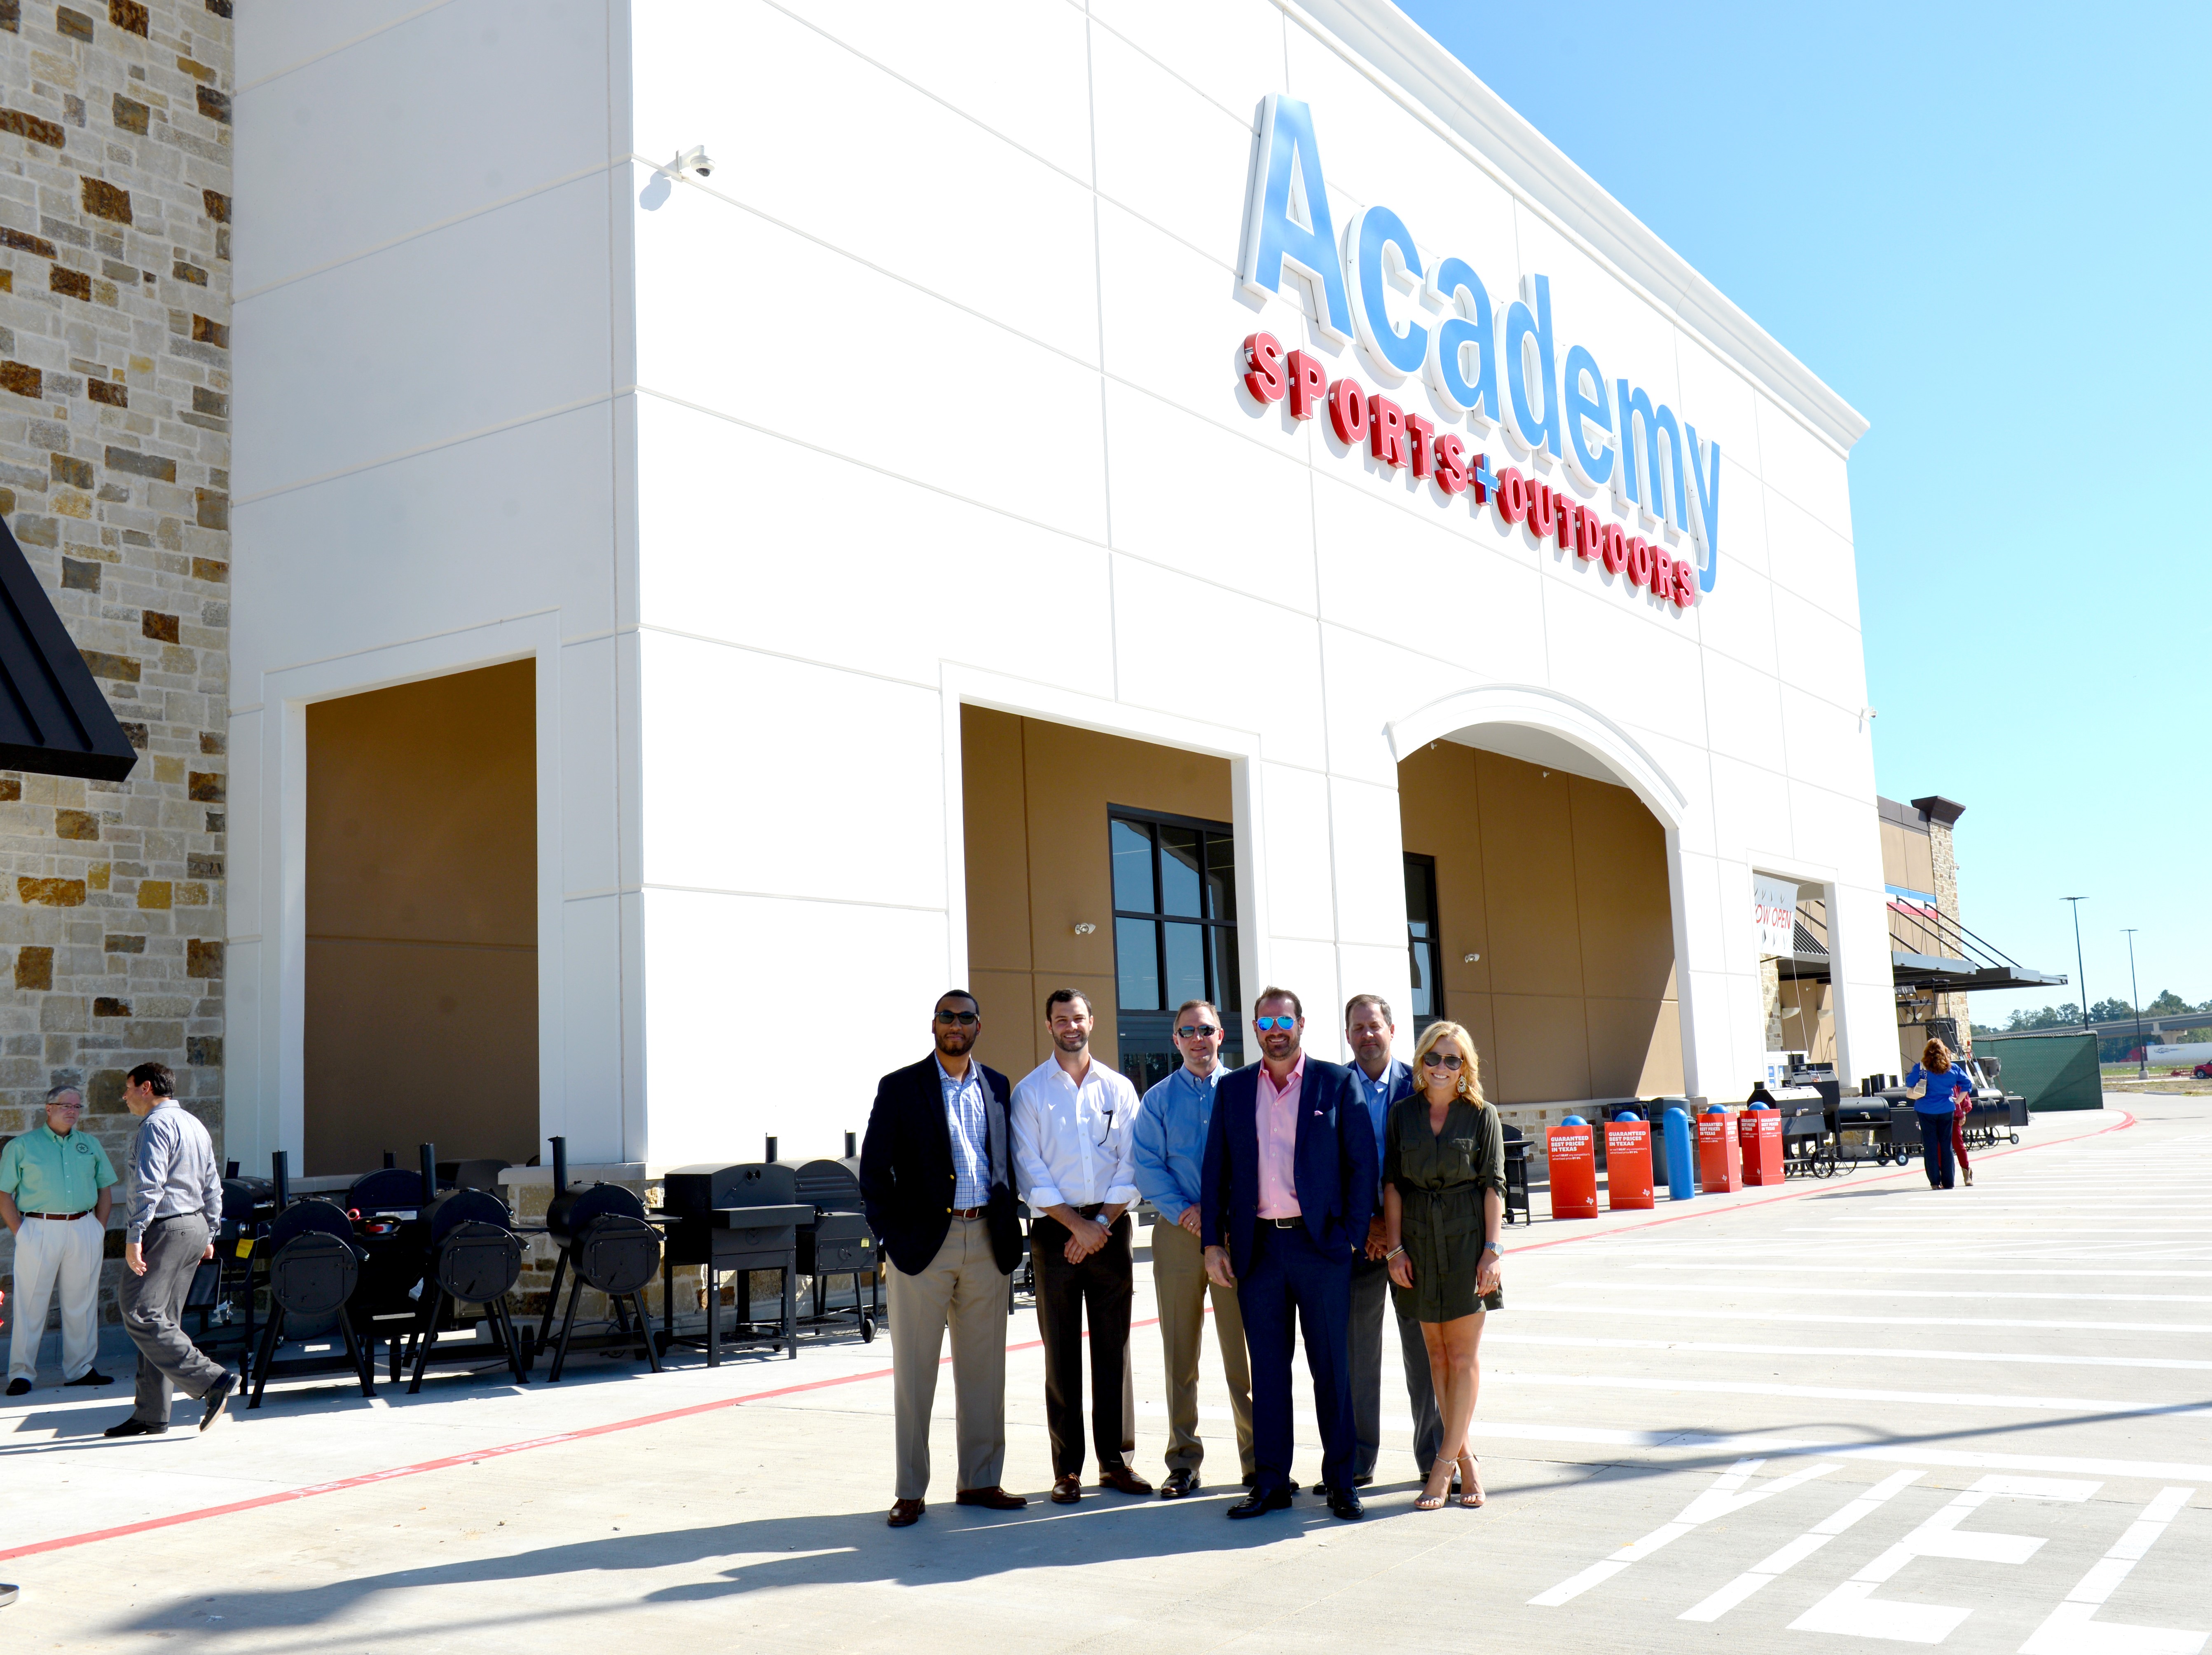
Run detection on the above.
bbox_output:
[1202,986,1377,1520]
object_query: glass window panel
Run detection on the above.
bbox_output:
[1210,922,1242,1023]
[1111,819,1155,914]
[1114,917,1161,1011]
[1159,827,1203,916]
[1409,935,1435,1018]
[1205,834,1236,921]
[1404,857,1433,926]
[1163,920,1207,1009]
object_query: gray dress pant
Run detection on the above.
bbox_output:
[119,1214,227,1423]
[1350,1254,1442,1479]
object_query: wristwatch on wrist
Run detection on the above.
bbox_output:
[1480,1241,1500,1254]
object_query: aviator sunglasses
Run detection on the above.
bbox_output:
[1253,1015,1299,1031]
[1420,1052,1464,1071]
[1176,1024,1220,1039]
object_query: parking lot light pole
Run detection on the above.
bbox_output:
[2064,897,2088,1037]
[2124,928,2146,1079]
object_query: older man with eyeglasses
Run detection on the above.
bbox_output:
[1131,997,1254,1498]
[1,1083,119,1396]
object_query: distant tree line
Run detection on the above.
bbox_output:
[1972,990,2212,1038]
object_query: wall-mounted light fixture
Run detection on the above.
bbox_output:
[1463,952,1480,963]
[1073,922,1097,935]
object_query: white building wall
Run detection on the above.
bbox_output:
[226,0,1887,1171]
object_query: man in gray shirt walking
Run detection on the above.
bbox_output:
[102,1063,233,1437]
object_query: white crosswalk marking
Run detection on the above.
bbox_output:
[2017,1487,2206,1655]
[1787,1475,2099,1643]
[1527,1459,1840,1607]
[1678,1468,1924,1622]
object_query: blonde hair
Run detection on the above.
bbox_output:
[1922,1038,1951,1074]
[1410,1020,1486,1106]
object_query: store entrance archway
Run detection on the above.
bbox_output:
[1389,686,1692,1109]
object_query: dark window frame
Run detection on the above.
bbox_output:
[1404,851,1443,1034]
[1107,804,1242,1092]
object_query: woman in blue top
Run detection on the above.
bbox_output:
[1904,1038,1973,1190]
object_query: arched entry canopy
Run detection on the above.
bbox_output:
[1384,681,1702,1104]
[1385,683,1688,832]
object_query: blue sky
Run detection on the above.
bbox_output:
[1393,0,2211,1020]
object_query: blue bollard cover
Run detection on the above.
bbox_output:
[1561,1113,1587,1127]
[1663,1106,1697,1200]
[1616,1110,1643,1122]
[1703,1103,1729,1114]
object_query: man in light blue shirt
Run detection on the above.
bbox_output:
[1131,998,1254,1497]
[1344,994,1442,1488]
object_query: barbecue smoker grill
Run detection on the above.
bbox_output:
[405,1146,529,1393]
[786,1134,880,1340]
[248,1152,375,1407]
[536,1137,664,1381]
[656,1146,810,1364]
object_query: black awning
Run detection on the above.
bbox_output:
[0,516,140,781]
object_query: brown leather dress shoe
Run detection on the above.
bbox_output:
[887,1498,925,1527]
[1050,1474,1082,1504]
[955,1486,1027,1510]
[1098,1465,1154,1496]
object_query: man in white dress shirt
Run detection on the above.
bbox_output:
[1011,988,1154,1504]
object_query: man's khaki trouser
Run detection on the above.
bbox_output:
[888,1215,1009,1500]
[1151,1216,1254,1478]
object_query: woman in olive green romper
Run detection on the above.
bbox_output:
[1383,1019,1505,1510]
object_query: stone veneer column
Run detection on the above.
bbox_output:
[0,0,231,1326]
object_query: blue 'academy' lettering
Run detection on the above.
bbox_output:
[1239,95,1721,594]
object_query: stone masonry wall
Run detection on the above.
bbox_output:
[1928,817,1969,1057]
[0,0,231,1338]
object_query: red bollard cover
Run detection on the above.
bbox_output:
[1739,1109,1784,1186]
[1605,1118,1655,1210]
[1548,1121,1598,1220]
[1697,1111,1743,1193]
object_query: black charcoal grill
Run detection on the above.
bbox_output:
[402,1143,529,1393]
[248,1152,375,1407]
[784,1134,880,1341]
[656,1140,808,1365]
[536,1137,664,1381]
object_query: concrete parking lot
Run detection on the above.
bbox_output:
[5,1095,2207,1653]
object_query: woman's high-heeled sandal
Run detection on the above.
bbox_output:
[1415,1462,1454,1510]
[1458,1453,1484,1507]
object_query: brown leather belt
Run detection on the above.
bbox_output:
[950,1206,986,1219]
[30,1211,92,1221]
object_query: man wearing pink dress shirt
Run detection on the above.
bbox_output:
[1201,987,1376,1520]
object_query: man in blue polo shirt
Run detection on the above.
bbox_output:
[1131,998,1254,1497]
[0,1083,119,1395]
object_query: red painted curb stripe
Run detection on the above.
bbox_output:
[0,1112,2133,1562]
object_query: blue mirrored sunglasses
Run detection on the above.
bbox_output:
[1252,1015,1298,1031]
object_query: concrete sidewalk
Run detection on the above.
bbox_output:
[4,1097,2204,1653]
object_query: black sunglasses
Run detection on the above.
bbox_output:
[1421,1052,1464,1070]
[1176,1024,1220,1039]
[934,1010,979,1026]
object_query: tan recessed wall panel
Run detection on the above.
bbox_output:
[1491,994,1593,1103]
[960,706,1231,1085]
[1474,752,1585,1000]
[1398,741,1491,1002]
[304,660,537,1175]
[1400,739,1681,1105]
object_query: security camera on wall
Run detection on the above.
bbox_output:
[667,144,714,180]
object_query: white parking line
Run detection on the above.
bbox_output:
[1625,1263,2212,1283]
[1790,1475,2100,1642]
[1484,1332,2212,1373]
[1528,1459,1841,1607]
[1679,1468,1925,1622]
[1481,1369,2212,1418]
[2018,1486,2207,1655]
[1515,1299,2212,1336]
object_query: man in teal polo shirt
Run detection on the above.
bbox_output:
[0,1083,119,1395]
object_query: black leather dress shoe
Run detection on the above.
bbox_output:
[1327,1485,1365,1521]
[103,1417,167,1438]
[63,1368,115,1388]
[1159,1468,1198,1499]
[199,1373,235,1432]
[954,1486,1027,1510]
[5,1377,29,1397]
[1241,1475,1296,1493]
[1226,1486,1294,1519]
